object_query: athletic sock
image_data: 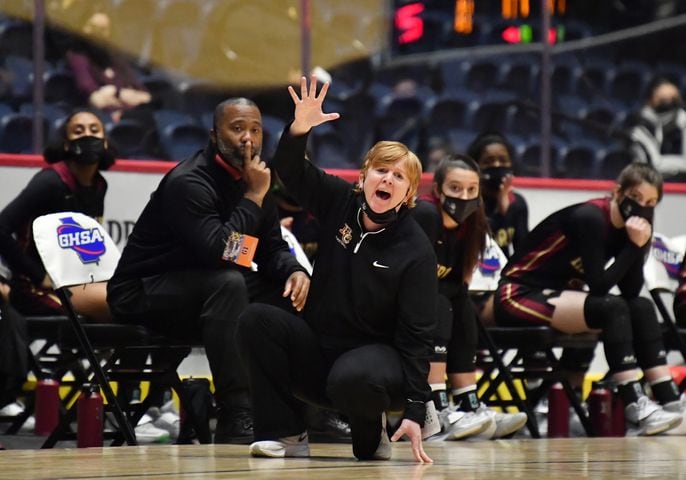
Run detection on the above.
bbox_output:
[617,380,643,405]
[451,386,479,412]
[650,376,681,404]
[430,383,449,410]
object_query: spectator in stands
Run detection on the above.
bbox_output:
[65,11,152,123]
[107,98,310,445]
[411,154,528,441]
[675,255,686,327]
[628,77,686,181]
[237,76,436,462]
[0,109,113,321]
[492,162,686,435]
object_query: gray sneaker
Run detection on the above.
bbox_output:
[625,396,682,436]
[472,404,528,439]
[663,395,686,436]
[249,432,310,458]
[435,405,493,440]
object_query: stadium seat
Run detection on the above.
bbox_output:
[608,61,650,109]
[499,58,539,98]
[597,148,633,179]
[516,141,559,177]
[466,98,510,134]
[18,102,70,138]
[261,114,285,161]
[331,92,376,163]
[4,55,33,104]
[463,59,500,94]
[575,60,613,102]
[0,20,33,58]
[43,69,82,105]
[160,122,206,161]
[423,94,469,139]
[107,119,157,159]
[0,112,46,153]
[374,93,425,152]
[503,104,540,139]
[556,140,602,178]
[177,80,225,119]
[309,129,355,169]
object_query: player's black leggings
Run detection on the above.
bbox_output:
[432,283,479,373]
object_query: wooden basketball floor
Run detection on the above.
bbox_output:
[0,437,684,479]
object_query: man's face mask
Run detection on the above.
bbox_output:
[66,136,106,165]
[481,166,513,192]
[619,195,654,224]
[441,195,480,224]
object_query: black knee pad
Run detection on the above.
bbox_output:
[446,295,478,373]
[584,295,637,373]
[584,295,632,343]
[432,295,453,362]
[627,297,667,369]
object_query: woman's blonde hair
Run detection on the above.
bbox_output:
[355,141,422,208]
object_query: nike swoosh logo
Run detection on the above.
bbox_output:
[373,261,390,269]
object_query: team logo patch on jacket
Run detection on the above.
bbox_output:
[56,216,106,263]
[336,223,353,248]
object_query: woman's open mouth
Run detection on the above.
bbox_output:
[375,190,391,200]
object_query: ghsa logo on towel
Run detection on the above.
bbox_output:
[56,216,106,264]
[652,236,684,280]
[478,246,502,276]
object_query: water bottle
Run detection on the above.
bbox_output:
[34,379,60,435]
[77,384,104,448]
[547,382,569,437]
[588,381,613,436]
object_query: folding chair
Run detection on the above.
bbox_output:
[472,236,595,438]
[644,233,686,366]
[32,212,200,447]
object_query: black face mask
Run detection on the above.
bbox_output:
[66,136,106,165]
[654,100,682,114]
[357,194,400,225]
[481,166,513,192]
[441,195,480,224]
[619,196,654,224]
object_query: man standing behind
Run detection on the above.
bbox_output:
[107,98,310,444]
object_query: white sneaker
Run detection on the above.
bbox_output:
[625,396,682,436]
[0,401,35,431]
[662,395,686,436]
[135,414,171,443]
[150,401,180,439]
[472,404,527,439]
[435,405,493,440]
[250,432,310,458]
[371,412,391,460]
